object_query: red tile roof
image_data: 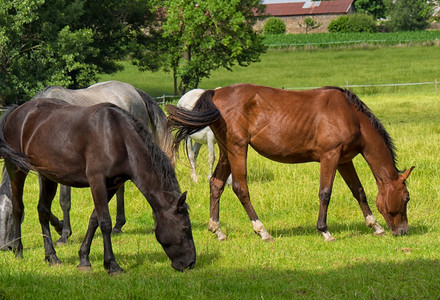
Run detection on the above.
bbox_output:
[264,0,354,16]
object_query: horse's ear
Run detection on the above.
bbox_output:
[177,191,187,207]
[400,166,415,182]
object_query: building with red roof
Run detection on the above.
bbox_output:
[256,0,355,33]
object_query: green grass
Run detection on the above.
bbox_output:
[1,46,440,299]
[100,45,440,98]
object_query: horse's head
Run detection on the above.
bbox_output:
[153,191,196,271]
[376,167,414,236]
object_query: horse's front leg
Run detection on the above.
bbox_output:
[86,177,122,275]
[112,185,125,234]
[317,152,341,242]
[38,177,62,265]
[337,161,385,236]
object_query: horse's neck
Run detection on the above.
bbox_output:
[361,126,399,185]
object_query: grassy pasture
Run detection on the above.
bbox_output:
[1,46,440,299]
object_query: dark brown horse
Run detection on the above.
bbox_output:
[167,83,414,242]
[0,99,195,274]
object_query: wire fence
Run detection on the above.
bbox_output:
[1,80,437,114]
[283,79,439,95]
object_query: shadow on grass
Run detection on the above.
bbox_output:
[269,222,430,239]
[1,258,439,299]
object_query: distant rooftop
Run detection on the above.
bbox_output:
[261,0,354,16]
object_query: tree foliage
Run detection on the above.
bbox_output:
[385,0,436,31]
[354,0,386,19]
[132,0,267,95]
[0,0,154,105]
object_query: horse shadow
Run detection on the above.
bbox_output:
[268,222,430,239]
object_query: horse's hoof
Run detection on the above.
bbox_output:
[112,227,123,235]
[56,238,68,246]
[108,265,124,275]
[262,235,274,242]
[374,229,386,236]
[77,264,92,272]
[47,256,62,266]
[108,268,124,276]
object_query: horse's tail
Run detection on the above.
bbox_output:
[135,88,175,164]
[0,106,32,172]
[166,90,221,152]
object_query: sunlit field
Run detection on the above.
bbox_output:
[1,45,440,299]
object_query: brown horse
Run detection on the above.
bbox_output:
[0,99,196,274]
[167,83,414,242]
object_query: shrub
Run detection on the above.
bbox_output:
[263,17,286,34]
[347,14,377,33]
[328,14,377,33]
[328,15,349,32]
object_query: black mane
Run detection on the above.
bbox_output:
[109,106,181,195]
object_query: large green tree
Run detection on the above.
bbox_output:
[132,0,266,95]
[0,0,154,105]
[385,0,436,31]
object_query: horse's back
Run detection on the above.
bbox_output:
[211,84,361,163]
[35,81,149,123]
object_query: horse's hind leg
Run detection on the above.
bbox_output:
[112,185,125,234]
[38,177,62,265]
[208,150,231,241]
[206,131,216,178]
[55,184,72,245]
[5,162,27,258]
[187,138,201,182]
[337,161,385,236]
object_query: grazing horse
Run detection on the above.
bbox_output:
[167,83,414,242]
[0,80,174,247]
[0,99,195,274]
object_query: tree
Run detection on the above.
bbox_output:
[133,0,267,95]
[354,0,386,19]
[299,17,321,34]
[0,0,155,105]
[386,0,436,31]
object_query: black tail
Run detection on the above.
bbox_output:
[166,90,220,151]
[0,105,32,172]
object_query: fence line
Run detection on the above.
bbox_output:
[284,79,438,95]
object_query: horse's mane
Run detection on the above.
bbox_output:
[109,106,181,196]
[323,86,399,172]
